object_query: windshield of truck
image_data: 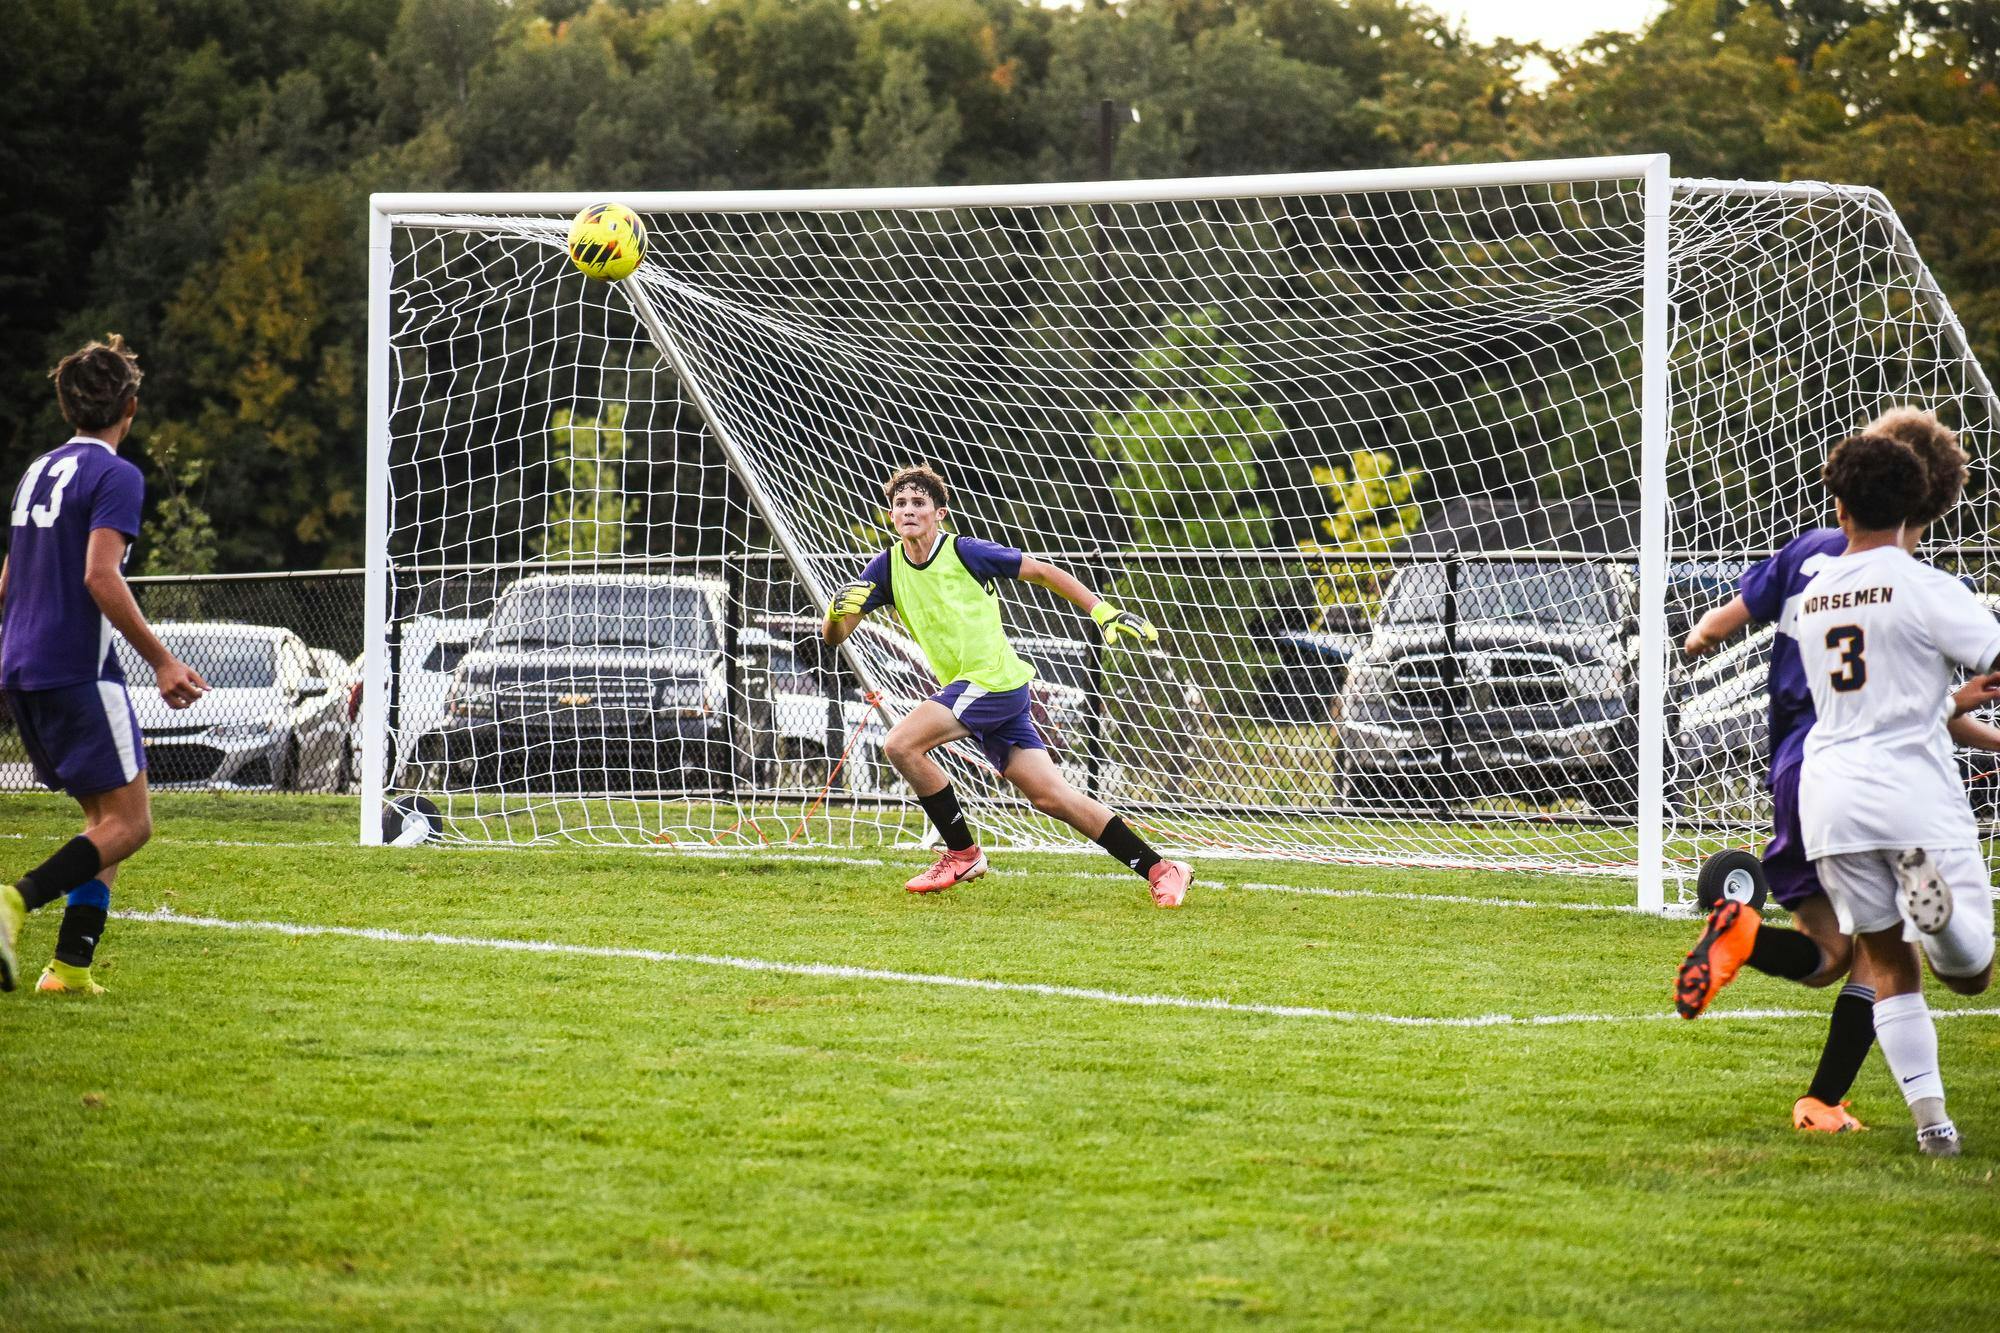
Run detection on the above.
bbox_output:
[1380,563,1616,627]
[486,583,719,651]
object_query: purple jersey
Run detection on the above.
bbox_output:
[1737,526,1847,778]
[857,533,1023,612]
[3,438,144,690]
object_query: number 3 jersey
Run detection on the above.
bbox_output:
[3,438,144,690]
[1796,544,2000,858]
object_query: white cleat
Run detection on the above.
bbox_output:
[1895,849,1954,935]
[1917,1121,1962,1158]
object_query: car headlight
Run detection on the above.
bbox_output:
[654,678,721,717]
[447,682,495,718]
[1564,656,1624,701]
[210,717,283,742]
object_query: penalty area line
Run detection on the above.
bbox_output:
[111,908,2000,1029]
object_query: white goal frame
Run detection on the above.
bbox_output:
[361,153,1997,913]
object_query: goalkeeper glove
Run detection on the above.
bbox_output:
[826,579,875,623]
[1091,601,1158,647]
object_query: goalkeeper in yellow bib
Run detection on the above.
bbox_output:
[824,464,1193,906]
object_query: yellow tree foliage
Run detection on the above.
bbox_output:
[1296,449,1424,617]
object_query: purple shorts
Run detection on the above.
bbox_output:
[933,680,1046,774]
[5,681,146,797]
[1764,760,1823,910]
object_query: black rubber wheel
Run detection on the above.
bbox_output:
[276,738,301,792]
[381,794,441,845]
[1696,847,1769,914]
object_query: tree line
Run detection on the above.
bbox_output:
[3,0,1996,573]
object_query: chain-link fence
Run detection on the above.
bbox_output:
[11,553,1893,843]
[1,571,366,794]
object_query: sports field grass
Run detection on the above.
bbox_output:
[4,795,1999,1329]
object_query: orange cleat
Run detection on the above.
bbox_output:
[1147,859,1192,909]
[1792,1096,1866,1134]
[1675,899,1760,1019]
[905,846,987,894]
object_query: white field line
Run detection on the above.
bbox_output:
[112,907,2000,1029]
[28,836,884,866]
[1062,871,1683,915]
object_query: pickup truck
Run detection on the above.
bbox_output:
[409,573,738,793]
[1335,560,1642,816]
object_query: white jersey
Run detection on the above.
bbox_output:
[1797,544,2000,857]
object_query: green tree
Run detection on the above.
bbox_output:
[135,435,220,622]
[568,35,756,188]
[1088,309,1279,726]
[138,437,220,577]
[824,48,963,186]
[160,171,365,567]
[536,404,640,561]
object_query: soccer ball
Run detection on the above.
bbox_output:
[567,203,646,282]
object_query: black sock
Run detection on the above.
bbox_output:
[1093,815,1162,877]
[55,899,108,968]
[916,784,975,852]
[1744,922,1819,981]
[1806,983,1877,1105]
[17,836,102,911]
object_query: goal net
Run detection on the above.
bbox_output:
[365,157,1998,904]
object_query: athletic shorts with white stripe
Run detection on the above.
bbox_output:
[4,680,146,796]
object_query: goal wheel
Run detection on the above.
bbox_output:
[382,795,441,846]
[1695,848,1768,914]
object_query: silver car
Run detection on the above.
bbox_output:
[118,623,349,790]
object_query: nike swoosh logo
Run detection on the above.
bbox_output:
[1903,1073,1929,1084]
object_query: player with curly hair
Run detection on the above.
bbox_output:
[1676,409,2000,1134]
[823,464,1191,906]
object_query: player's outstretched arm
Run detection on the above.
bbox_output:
[1018,557,1158,647]
[82,528,208,709]
[1684,595,1752,656]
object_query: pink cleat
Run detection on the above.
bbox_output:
[905,846,988,894]
[1147,859,1193,908]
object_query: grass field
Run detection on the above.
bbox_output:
[4,794,2000,1329]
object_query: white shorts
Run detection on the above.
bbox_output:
[1814,847,1997,979]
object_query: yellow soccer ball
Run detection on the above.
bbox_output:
[567,202,646,282]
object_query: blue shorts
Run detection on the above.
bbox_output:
[1764,760,1823,910]
[5,680,146,797]
[933,680,1046,774]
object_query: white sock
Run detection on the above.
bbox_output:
[1874,992,1947,1121]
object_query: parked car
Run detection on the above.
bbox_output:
[1335,561,1642,815]
[1263,604,1371,723]
[117,623,349,790]
[1672,623,1773,788]
[408,575,736,792]
[308,647,362,791]
[741,621,890,793]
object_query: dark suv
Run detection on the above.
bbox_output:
[1334,560,1642,816]
[409,574,738,792]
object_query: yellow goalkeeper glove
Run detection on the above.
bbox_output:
[826,579,875,623]
[1091,601,1158,647]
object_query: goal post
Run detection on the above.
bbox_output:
[362,155,1999,906]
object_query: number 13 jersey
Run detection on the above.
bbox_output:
[1796,543,2000,858]
[3,438,144,690]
